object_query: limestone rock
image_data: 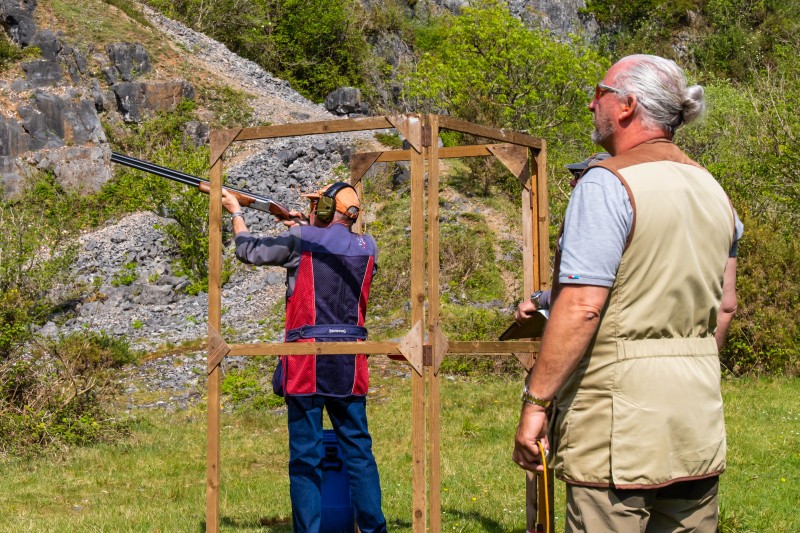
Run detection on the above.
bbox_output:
[106,42,152,82]
[21,60,63,87]
[324,87,369,116]
[0,0,38,46]
[112,80,195,123]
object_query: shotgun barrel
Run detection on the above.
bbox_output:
[110,151,298,221]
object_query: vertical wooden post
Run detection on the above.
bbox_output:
[206,145,224,533]
[408,115,427,533]
[534,143,550,292]
[351,174,364,235]
[425,114,442,533]
[521,151,537,297]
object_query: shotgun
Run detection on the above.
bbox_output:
[110,151,302,222]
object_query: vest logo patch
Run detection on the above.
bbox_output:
[328,328,347,334]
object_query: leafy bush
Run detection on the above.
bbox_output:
[144,0,371,102]
[0,30,23,70]
[221,364,283,411]
[720,217,800,375]
[0,331,136,455]
[400,0,607,198]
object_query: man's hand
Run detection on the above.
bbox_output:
[512,403,549,472]
[280,209,309,227]
[221,189,241,214]
[515,298,539,324]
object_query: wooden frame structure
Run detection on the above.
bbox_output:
[205,114,552,532]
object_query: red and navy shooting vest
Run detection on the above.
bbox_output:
[276,224,376,397]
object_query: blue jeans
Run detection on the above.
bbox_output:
[286,395,387,533]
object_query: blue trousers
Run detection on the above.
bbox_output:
[286,395,387,533]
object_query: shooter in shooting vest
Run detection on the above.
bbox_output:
[222,182,387,533]
[512,55,743,532]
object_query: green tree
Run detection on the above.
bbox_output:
[401,0,608,195]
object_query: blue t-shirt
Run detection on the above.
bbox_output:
[558,168,744,288]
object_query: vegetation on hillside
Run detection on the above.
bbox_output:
[2,0,799,457]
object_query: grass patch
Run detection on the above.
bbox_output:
[47,0,167,57]
[1,374,795,531]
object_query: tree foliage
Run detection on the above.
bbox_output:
[144,0,370,102]
[403,1,606,140]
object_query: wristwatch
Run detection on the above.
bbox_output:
[530,290,543,308]
[521,385,551,409]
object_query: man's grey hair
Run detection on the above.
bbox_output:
[612,55,705,136]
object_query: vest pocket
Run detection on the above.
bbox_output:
[610,338,725,486]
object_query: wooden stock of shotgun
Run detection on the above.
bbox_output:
[110,151,303,223]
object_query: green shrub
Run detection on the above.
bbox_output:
[111,260,138,286]
[0,332,136,455]
[720,217,800,375]
[145,0,371,102]
[401,0,607,198]
[0,31,23,70]
[221,364,283,411]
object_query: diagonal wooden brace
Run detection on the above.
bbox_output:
[431,328,449,376]
[387,114,423,154]
[488,144,531,189]
[209,128,242,167]
[207,324,231,374]
[398,320,425,376]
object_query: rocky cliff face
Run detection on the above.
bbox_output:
[429,0,599,38]
[1,1,381,355]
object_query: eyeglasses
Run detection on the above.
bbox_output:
[594,82,624,100]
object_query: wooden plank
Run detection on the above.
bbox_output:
[526,471,538,533]
[514,352,536,372]
[535,144,551,291]
[351,169,365,234]
[426,114,442,533]
[230,116,395,141]
[447,340,540,353]
[206,154,224,533]
[427,365,441,533]
[438,116,543,149]
[522,155,536,297]
[228,341,402,356]
[356,144,512,164]
[409,122,427,533]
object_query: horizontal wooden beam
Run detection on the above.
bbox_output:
[227,340,539,357]
[358,144,514,164]
[447,340,540,354]
[228,116,396,142]
[438,116,543,149]
[229,341,401,357]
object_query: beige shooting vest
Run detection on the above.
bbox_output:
[551,139,735,488]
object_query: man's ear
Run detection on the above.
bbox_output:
[620,95,637,119]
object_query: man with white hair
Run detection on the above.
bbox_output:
[513,55,743,531]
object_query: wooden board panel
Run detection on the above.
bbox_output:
[206,155,224,533]
[447,341,540,353]
[228,341,402,356]
[409,118,427,533]
[535,144,551,291]
[231,116,395,141]
[426,115,442,533]
[438,116,543,148]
